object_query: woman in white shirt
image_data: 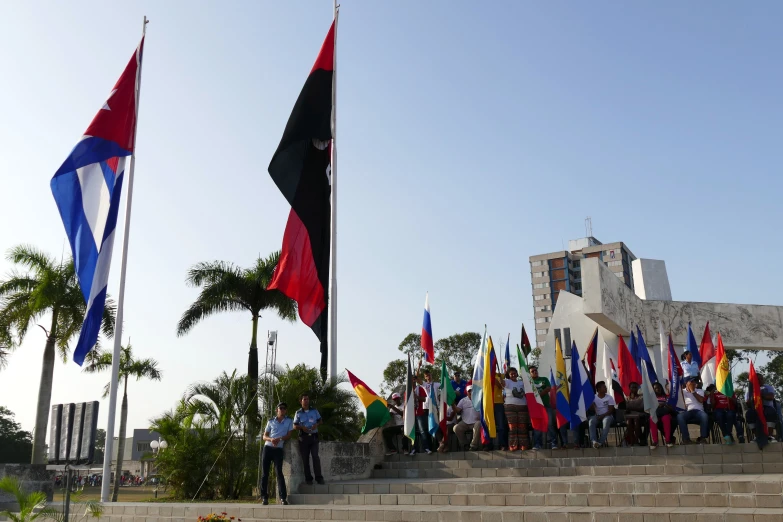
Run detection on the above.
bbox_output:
[504,367,530,451]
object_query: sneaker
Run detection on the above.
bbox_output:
[551,446,560,451]
[281,499,289,505]
[425,449,432,454]
[769,437,778,443]
[305,480,314,486]
[649,444,657,450]
[385,450,397,456]
[699,438,707,445]
[262,498,269,505]
[408,449,416,456]
[592,441,601,449]
[316,479,325,485]
[532,446,542,450]
[666,442,674,448]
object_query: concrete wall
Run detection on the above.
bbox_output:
[632,259,672,301]
[280,432,385,500]
[0,464,54,510]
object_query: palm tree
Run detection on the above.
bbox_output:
[176,251,297,427]
[0,245,116,464]
[0,476,101,521]
[83,343,162,502]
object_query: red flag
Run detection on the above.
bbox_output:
[699,322,715,366]
[609,359,625,405]
[583,328,598,388]
[617,335,642,395]
[749,362,769,437]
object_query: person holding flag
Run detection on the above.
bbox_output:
[550,367,568,450]
[746,362,772,448]
[501,367,529,451]
[436,360,457,453]
[554,339,572,447]
[412,372,433,455]
[528,365,552,450]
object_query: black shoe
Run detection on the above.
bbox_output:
[261,498,268,505]
[281,499,289,505]
[306,480,314,486]
[316,478,325,485]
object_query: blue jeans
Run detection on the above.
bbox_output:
[714,409,736,438]
[589,414,614,445]
[415,414,431,452]
[533,407,558,448]
[678,409,709,440]
[493,403,508,449]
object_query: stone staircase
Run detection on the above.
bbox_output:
[98,443,783,521]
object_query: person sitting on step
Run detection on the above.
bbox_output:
[678,377,710,444]
[745,374,781,443]
[705,384,736,445]
[453,385,482,451]
[651,382,675,448]
[589,381,616,449]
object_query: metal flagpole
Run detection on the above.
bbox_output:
[328,1,339,383]
[100,16,148,503]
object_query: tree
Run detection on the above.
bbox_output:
[93,429,106,464]
[0,476,101,521]
[0,406,33,463]
[761,353,783,391]
[434,332,481,375]
[176,252,297,432]
[380,359,407,397]
[83,344,161,501]
[0,245,116,464]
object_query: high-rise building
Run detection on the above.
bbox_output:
[528,237,637,349]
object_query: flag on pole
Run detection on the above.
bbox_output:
[748,361,769,449]
[472,327,490,439]
[549,367,561,422]
[503,334,511,373]
[481,337,497,440]
[600,340,612,390]
[636,326,658,384]
[439,360,456,440]
[569,342,595,430]
[617,335,642,395]
[583,328,598,389]
[518,345,548,432]
[686,322,702,368]
[659,320,669,387]
[267,21,335,374]
[50,38,145,366]
[347,369,390,433]
[421,293,434,364]
[427,380,440,436]
[699,322,716,388]
[667,334,686,411]
[520,324,532,359]
[609,359,625,405]
[403,355,416,443]
[714,333,734,397]
[554,338,570,429]
[629,331,642,376]
[641,360,658,424]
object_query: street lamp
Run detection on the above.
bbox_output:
[149,438,167,498]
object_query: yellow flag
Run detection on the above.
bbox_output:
[482,336,497,438]
[555,338,570,401]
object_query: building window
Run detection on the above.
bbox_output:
[535,305,551,312]
[531,260,543,267]
[532,271,546,278]
[536,329,548,336]
[534,294,546,301]
[533,283,549,289]
[537,340,546,348]
[607,260,622,267]
[572,260,580,268]
[616,272,624,278]
[137,442,151,453]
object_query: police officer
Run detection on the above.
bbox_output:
[293,392,324,485]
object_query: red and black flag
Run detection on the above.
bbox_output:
[583,328,598,389]
[519,324,532,359]
[748,361,769,450]
[268,21,335,374]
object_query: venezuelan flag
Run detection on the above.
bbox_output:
[347,369,391,433]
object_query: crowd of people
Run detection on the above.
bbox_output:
[382,363,782,454]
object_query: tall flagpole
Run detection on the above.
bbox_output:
[328,2,339,383]
[100,16,147,503]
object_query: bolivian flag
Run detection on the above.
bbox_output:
[347,369,391,433]
[715,333,734,397]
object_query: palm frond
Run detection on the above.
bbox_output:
[176,290,248,336]
[6,245,57,275]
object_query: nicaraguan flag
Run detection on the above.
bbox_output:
[50,38,144,365]
[569,341,595,430]
[636,326,658,384]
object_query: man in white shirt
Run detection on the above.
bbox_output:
[382,393,405,455]
[588,381,616,449]
[453,385,481,451]
[681,351,700,379]
[677,377,709,443]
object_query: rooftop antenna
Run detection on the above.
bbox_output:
[585,216,593,238]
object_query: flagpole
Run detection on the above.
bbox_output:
[100,16,147,503]
[328,1,339,383]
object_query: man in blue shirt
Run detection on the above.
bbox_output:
[294,392,324,485]
[451,370,469,402]
[681,351,700,379]
[261,402,294,505]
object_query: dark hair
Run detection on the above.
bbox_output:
[299,392,311,400]
[529,365,538,371]
[652,382,665,395]
[629,381,639,388]
[277,402,288,409]
[423,369,431,375]
[595,380,607,391]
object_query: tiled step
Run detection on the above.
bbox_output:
[98,503,783,521]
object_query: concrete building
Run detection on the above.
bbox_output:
[110,429,161,478]
[529,237,637,350]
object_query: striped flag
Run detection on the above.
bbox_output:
[667,334,686,411]
[347,369,390,433]
[50,38,144,366]
[518,345,548,432]
[715,333,734,397]
[403,355,416,443]
[636,326,658,384]
[569,341,595,430]
[439,360,456,441]
[421,293,434,363]
[641,360,658,424]
[554,338,570,429]
[700,322,716,388]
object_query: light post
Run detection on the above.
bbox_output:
[149,438,167,498]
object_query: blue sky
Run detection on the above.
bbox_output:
[1,2,782,433]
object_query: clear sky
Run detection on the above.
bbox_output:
[1,2,782,435]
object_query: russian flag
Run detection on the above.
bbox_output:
[421,292,434,363]
[50,38,144,365]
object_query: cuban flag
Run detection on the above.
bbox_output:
[421,292,434,363]
[50,38,144,366]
